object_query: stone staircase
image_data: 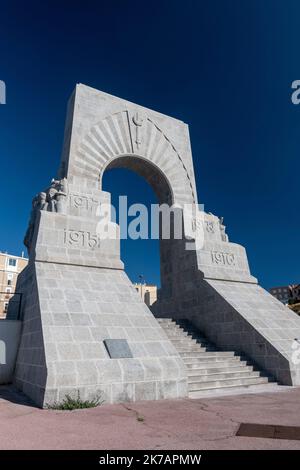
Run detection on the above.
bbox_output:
[158,318,275,397]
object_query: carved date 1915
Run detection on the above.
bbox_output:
[64,229,100,250]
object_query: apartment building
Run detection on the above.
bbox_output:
[134,283,157,307]
[269,285,291,304]
[270,284,300,305]
[0,252,28,318]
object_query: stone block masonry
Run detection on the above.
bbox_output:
[14,260,187,406]
[11,84,300,406]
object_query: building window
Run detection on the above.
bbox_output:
[7,279,12,286]
[4,303,8,313]
[8,258,17,267]
[6,287,11,293]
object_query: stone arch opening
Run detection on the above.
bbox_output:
[100,155,174,206]
[101,154,182,310]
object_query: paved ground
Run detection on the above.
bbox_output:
[0,385,300,449]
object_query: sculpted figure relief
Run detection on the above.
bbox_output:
[219,216,229,242]
[207,212,229,242]
[24,177,69,252]
[46,178,69,214]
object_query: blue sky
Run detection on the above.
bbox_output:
[0,0,299,288]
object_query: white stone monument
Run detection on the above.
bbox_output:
[12,84,300,406]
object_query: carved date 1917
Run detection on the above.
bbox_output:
[69,193,100,212]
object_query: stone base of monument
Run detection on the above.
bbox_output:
[11,190,187,407]
[13,260,187,407]
[153,211,300,387]
[195,279,300,386]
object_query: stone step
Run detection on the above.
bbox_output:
[157,318,174,324]
[172,341,207,351]
[184,330,209,340]
[188,336,211,346]
[160,327,182,333]
[170,334,211,345]
[177,347,216,354]
[177,324,208,338]
[180,340,215,347]
[186,364,254,375]
[169,336,212,347]
[187,370,261,382]
[182,356,243,365]
[175,343,207,350]
[188,376,269,392]
[160,325,181,332]
[163,330,189,337]
[167,333,211,347]
[180,350,236,358]
[177,328,212,342]
[169,338,198,346]
[157,317,276,397]
[188,382,281,399]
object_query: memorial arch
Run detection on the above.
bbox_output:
[11,84,300,407]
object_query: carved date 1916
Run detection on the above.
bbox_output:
[211,251,235,266]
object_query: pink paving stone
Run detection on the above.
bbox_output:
[0,385,300,450]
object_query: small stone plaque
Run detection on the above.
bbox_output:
[104,339,133,359]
